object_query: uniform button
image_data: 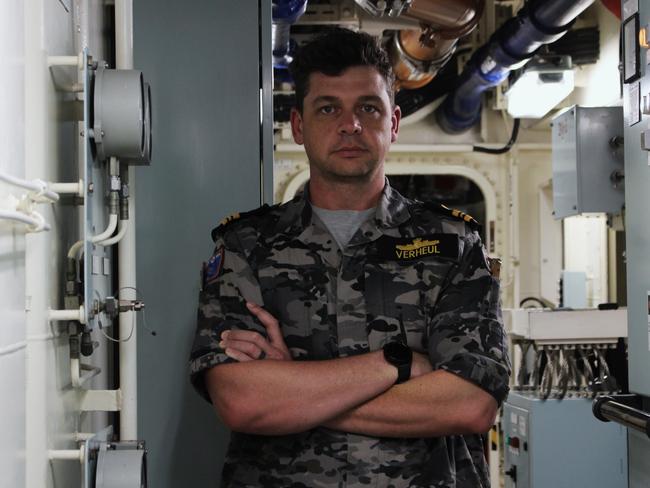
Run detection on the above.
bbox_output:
[364,231,373,237]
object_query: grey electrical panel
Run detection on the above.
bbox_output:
[503,392,628,488]
[551,106,624,219]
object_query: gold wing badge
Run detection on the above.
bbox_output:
[394,238,441,259]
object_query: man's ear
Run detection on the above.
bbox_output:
[290,108,304,145]
[390,104,401,143]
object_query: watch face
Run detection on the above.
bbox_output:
[383,341,412,365]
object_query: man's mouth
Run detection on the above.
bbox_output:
[332,146,367,156]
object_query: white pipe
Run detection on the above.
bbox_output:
[67,213,119,258]
[48,306,85,324]
[66,240,83,259]
[0,210,51,232]
[0,341,27,357]
[116,0,138,442]
[25,6,49,486]
[49,180,84,196]
[0,171,59,202]
[91,213,118,242]
[71,358,102,388]
[47,446,84,463]
[98,218,129,247]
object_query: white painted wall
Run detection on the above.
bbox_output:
[0,1,27,486]
[517,151,554,305]
[1,2,111,488]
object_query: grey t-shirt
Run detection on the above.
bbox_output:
[312,205,376,250]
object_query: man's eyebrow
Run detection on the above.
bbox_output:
[358,95,384,103]
[310,95,385,105]
[311,96,340,105]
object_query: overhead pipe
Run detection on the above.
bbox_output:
[356,0,483,88]
[436,0,595,134]
[272,0,308,68]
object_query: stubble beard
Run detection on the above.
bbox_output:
[314,156,381,185]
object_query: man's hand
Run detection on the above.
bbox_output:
[223,303,435,378]
[219,301,292,362]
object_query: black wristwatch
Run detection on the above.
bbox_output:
[383,341,412,384]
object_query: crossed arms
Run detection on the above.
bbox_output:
[205,303,499,438]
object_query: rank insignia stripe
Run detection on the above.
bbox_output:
[425,202,481,232]
[204,246,225,286]
[219,212,241,227]
[373,234,460,262]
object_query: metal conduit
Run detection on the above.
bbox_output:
[272,0,307,68]
[436,0,594,134]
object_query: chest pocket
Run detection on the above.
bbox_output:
[364,257,453,353]
[257,247,332,360]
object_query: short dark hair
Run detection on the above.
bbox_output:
[289,27,395,113]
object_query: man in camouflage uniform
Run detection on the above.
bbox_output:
[190,28,510,487]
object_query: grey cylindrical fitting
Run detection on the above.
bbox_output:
[120,196,129,220]
[92,67,146,161]
[109,191,119,215]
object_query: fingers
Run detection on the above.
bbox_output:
[223,346,256,362]
[246,302,291,355]
[220,330,286,361]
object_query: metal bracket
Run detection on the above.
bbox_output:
[80,389,123,412]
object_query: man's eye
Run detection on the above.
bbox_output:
[360,104,378,113]
[319,105,335,114]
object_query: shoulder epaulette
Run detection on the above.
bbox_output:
[211,204,271,241]
[422,202,482,232]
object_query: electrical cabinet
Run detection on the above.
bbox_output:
[551,106,624,219]
[503,392,627,488]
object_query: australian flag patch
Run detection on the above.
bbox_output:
[203,246,224,287]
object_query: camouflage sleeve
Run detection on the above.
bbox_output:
[189,229,265,403]
[427,230,511,405]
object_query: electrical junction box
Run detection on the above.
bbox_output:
[503,392,628,488]
[551,106,624,219]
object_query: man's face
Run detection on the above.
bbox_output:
[290,66,400,184]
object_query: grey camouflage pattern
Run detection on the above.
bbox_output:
[190,182,510,487]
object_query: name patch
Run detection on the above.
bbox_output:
[375,234,459,262]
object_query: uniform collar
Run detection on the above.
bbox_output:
[287,179,410,229]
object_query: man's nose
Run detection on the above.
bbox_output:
[337,111,362,135]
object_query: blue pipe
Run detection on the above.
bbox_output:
[272,0,308,68]
[436,0,594,134]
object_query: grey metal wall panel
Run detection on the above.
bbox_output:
[623,3,650,400]
[622,0,650,480]
[133,2,268,486]
[629,430,650,486]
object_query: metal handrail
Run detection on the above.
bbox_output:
[593,395,650,438]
